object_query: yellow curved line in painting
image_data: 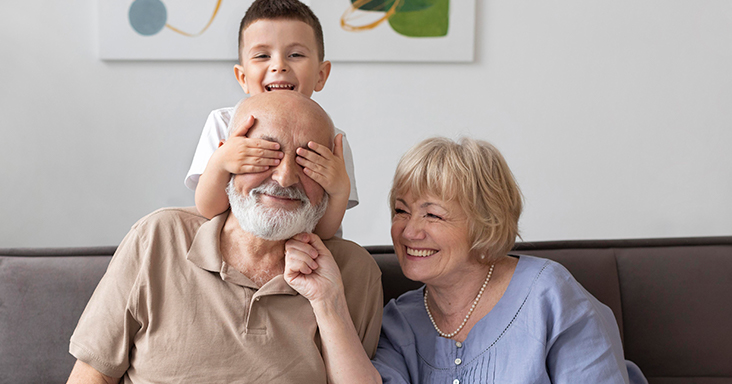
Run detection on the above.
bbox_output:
[341,0,403,31]
[165,0,222,37]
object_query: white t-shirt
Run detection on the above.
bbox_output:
[185,107,359,209]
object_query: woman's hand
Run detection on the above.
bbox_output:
[284,232,344,303]
[284,233,382,384]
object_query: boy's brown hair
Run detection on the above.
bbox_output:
[239,0,325,62]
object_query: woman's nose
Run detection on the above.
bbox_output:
[402,217,426,240]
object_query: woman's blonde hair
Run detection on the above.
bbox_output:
[389,137,523,261]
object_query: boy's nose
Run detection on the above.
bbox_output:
[270,57,288,72]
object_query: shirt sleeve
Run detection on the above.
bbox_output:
[543,264,631,384]
[336,128,359,209]
[371,300,412,384]
[356,273,384,359]
[68,224,148,378]
[331,239,382,357]
[184,108,231,190]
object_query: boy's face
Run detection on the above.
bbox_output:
[235,19,331,98]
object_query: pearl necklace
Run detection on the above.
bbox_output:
[424,263,495,339]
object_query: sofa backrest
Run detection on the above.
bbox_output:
[2,237,731,384]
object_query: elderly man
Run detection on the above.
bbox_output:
[67,92,383,384]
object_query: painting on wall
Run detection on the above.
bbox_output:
[98,0,248,60]
[310,0,476,62]
[99,0,475,62]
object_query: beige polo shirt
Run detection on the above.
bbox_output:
[70,207,383,383]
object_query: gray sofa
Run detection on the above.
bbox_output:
[2,236,731,384]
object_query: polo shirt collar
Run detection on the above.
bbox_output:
[186,210,228,273]
[186,210,298,296]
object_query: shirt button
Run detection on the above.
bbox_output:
[453,380,460,384]
[455,358,462,365]
[455,341,462,348]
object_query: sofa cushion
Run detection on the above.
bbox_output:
[617,243,732,381]
[0,248,114,384]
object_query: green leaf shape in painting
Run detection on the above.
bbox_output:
[388,0,448,37]
[350,0,391,12]
[351,0,437,13]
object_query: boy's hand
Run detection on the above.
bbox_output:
[295,133,350,200]
[214,115,283,174]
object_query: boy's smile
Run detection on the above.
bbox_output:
[265,81,295,91]
[235,19,331,98]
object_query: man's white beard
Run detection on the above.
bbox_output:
[226,178,328,241]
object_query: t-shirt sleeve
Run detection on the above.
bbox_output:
[543,264,631,384]
[337,129,359,209]
[68,225,147,378]
[184,109,231,190]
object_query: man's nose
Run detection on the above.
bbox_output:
[270,155,298,188]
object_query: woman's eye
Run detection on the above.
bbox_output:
[394,208,408,215]
[426,213,443,220]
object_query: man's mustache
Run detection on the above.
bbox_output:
[250,181,308,203]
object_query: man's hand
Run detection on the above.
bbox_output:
[284,233,343,303]
[213,115,283,175]
[296,133,350,201]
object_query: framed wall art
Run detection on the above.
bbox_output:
[98,0,475,62]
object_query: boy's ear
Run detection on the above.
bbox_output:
[314,60,332,93]
[234,64,250,94]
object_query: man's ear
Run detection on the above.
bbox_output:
[234,64,250,94]
[314,60,332,93]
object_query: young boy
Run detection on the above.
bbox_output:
[185,0,357,239]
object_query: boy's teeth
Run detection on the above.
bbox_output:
[406,247,437,257]
[267,84,295,91]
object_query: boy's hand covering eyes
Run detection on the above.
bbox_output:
[295,133,350,199]
[216,115,283,174]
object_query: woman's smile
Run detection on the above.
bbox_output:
[405,247,438,257]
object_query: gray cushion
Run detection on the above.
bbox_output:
[0,248,113,384]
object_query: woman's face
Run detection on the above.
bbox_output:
[391,192,478,287]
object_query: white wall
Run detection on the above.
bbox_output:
[1,0,730,248]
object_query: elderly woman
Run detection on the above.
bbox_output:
[370,137,647,383]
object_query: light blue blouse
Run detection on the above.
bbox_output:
[372,255,647,384]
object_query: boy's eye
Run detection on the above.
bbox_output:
[253,54,269,59]
[290,53,305,58]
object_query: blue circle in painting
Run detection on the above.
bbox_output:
[128,0,167,36]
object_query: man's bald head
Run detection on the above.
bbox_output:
[229,91,335,149]
[225,91,335,241]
